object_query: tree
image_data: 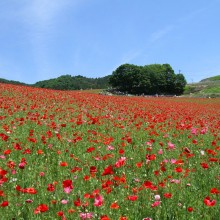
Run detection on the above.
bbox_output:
[162,64,176,94]
[174,73,187,95]
[109,64,141,93]
[109,63,187,95]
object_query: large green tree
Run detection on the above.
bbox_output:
[174,73,187,95]
[109,63,187,95]
[109,64,141,92]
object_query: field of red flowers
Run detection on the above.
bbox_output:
[0,83,219,220]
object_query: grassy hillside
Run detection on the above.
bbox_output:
[184,75,220,97]
[200,75,220,82]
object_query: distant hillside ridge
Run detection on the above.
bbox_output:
[184,75,220,98]
[200,75,220,83]
[0,75,111,90]
[0,78,28,86]
[34,75,110,90]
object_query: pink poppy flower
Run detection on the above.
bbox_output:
[94,194,104,207]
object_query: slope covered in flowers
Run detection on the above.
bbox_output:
[0,83,219,219]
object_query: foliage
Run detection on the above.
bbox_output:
[0,75,110,90]
[34,75,111,90]
[0,78,28,86]
[0,83,220,219]
[109,64,187,95]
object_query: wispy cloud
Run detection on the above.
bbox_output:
[177,7,207,25]
[150,25,174,43]
[120,49,142,64]
[149,4,209,44]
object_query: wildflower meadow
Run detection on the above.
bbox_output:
[0,83,219,219]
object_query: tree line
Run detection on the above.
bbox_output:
[34,75,110,90]
[109,63,187,95]
[0,75,111,90]
[1,63,187,94]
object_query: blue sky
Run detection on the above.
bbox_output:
[0,0,220,84]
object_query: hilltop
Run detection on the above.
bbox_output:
[184,75,220,97]
[200,75,220,82]
[0,75,110,90]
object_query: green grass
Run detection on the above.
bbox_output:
[184,76,220,97]
[200,75,220,82]
[202,86,220,94]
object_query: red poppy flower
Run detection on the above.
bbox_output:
[102,165,114,176]
[119,217,127,220]
[34,204,49,214]
[13,143,22,150]
[0,168,7,176]
[62,179,73,194]
[146,154,156,161]
[136,162,143,168]
[100,215,110,220]
[119,148,125,154]
[84,175,90,181]
[174,167,183,173]
[163,193,172,198]
[0,133,9,141]
[74,198,81,207]
[47,184,55,192]
[127,195,138,201]
[24,187,37,194]
[204,196,216,206]
[209,158,218,162]
[0,201,8,207]
[200,163,209,169]
[86,147,95,153]
[110,202,120,209]
[210,188,220,194]
[143,181,152,188]
[4,149,11,155]
[0,190,4,197]
[187,207,193,212]
[90,166,97,174]
[57,211,64,216]
[71,166,82,173]
[60,162,68,167]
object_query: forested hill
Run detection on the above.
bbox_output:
[34,75,110,90]
[0,78,28,86]
[0,75,111,90]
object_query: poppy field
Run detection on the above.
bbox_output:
[0,83,219,220]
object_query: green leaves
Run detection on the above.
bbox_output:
[109,63,187,95]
